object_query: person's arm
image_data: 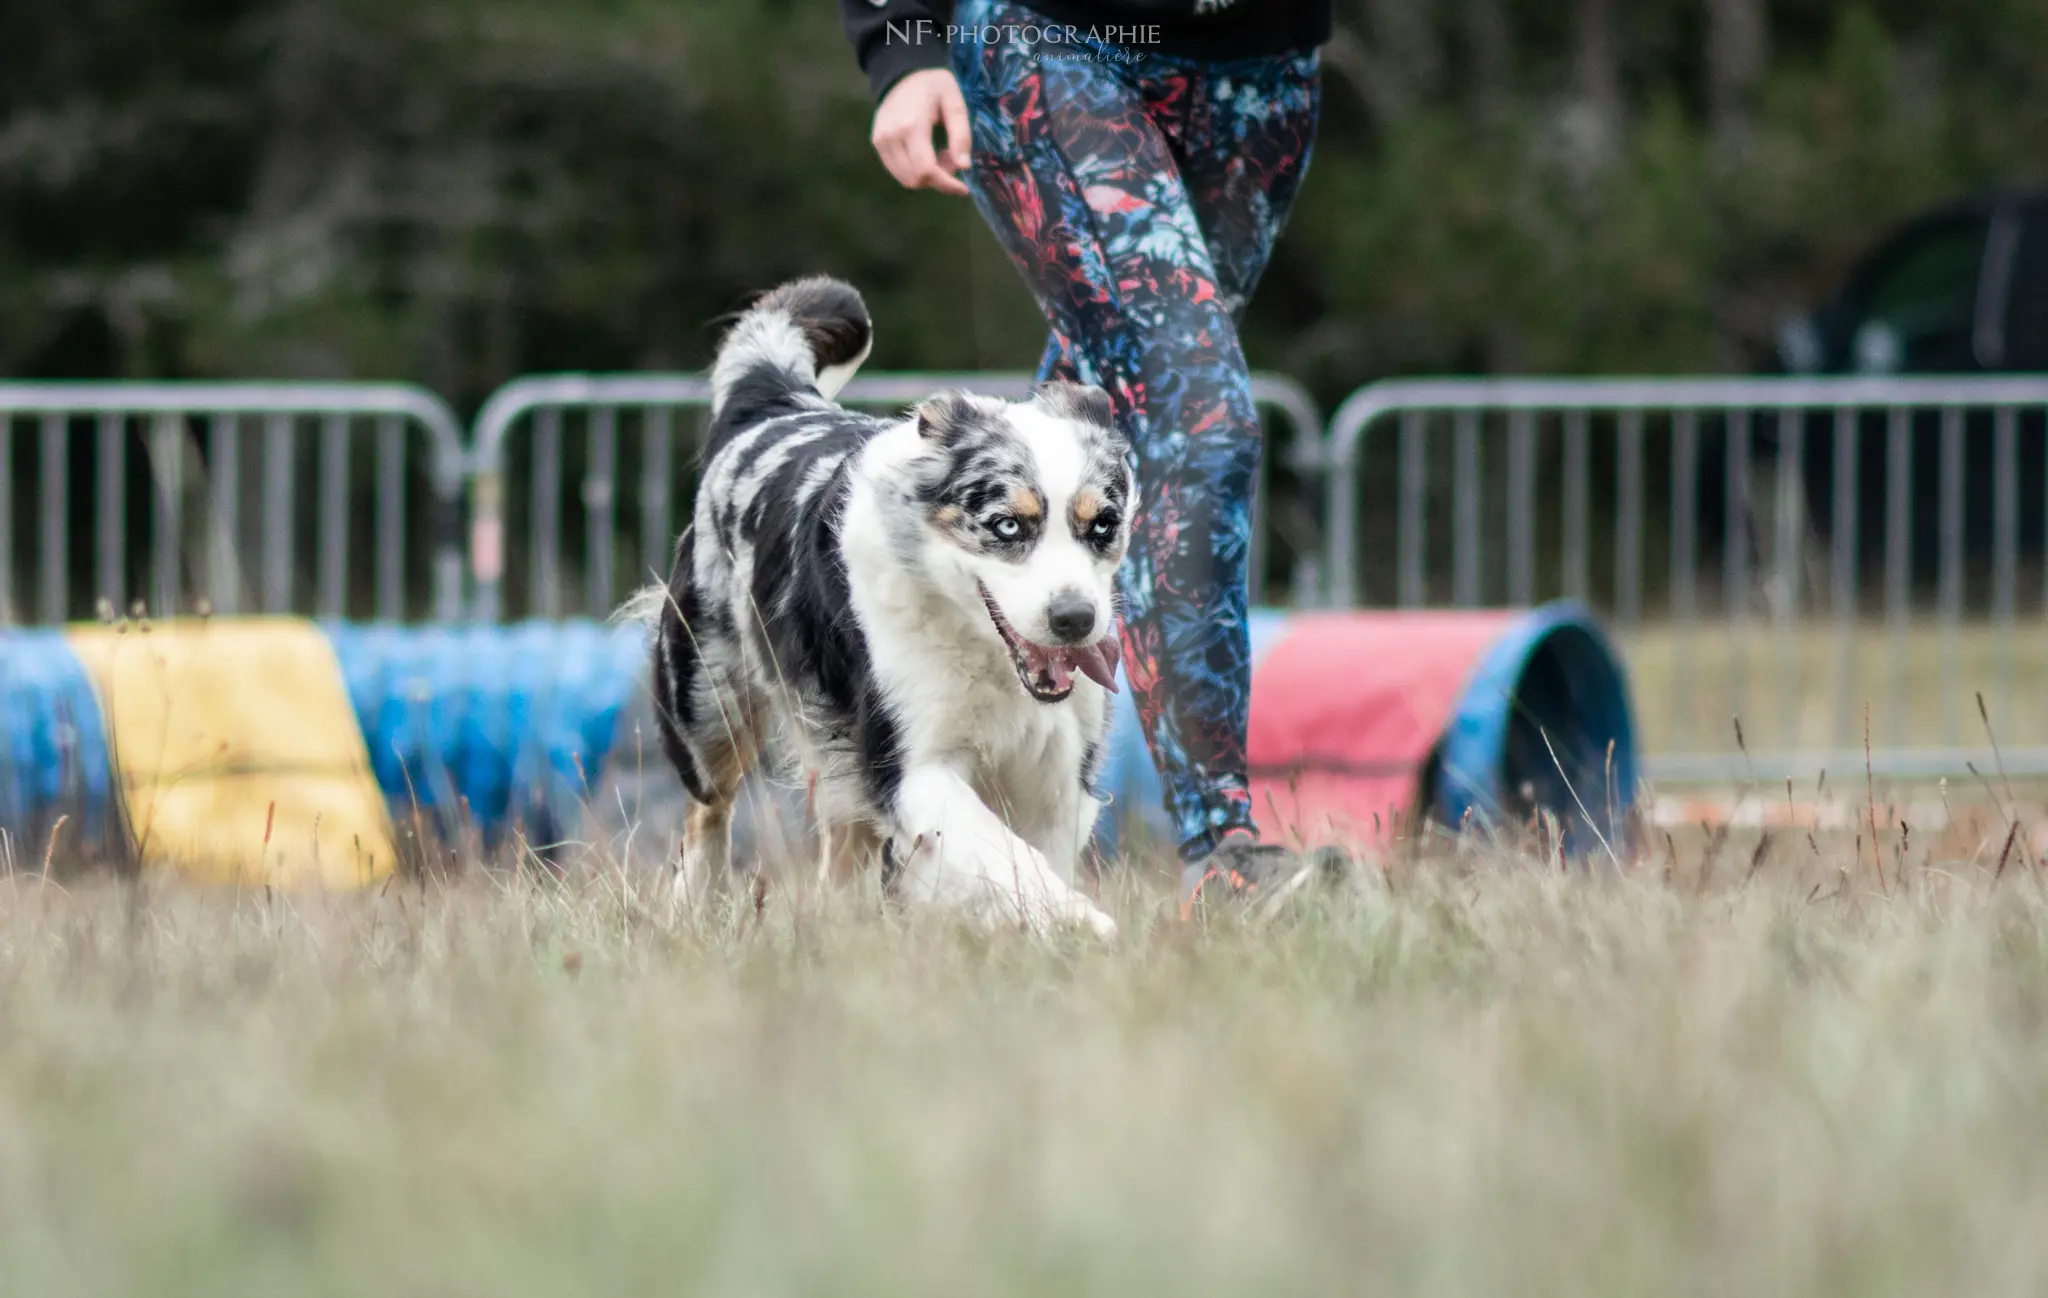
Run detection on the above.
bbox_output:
[839,1,970,196]
[839,0,951,102]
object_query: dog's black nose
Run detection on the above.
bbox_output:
[1045,592,1096,644]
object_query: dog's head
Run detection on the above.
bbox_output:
[904,380,1134,703]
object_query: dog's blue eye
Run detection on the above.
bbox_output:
[991,516,1021,539]
[1089,516,1117,538]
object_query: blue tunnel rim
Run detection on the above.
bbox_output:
[1433,599,1639,844]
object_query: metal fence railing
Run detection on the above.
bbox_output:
[15,369,2048,787]
[466,371,1323,622]
[1320,377,2048,780]
[0,384,468,626]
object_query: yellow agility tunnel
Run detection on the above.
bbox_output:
[58,618,398,886]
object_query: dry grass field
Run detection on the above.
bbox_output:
[7,812,2048,1298]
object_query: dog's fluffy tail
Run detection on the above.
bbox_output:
[709,275,873,420]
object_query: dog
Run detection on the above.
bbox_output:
[631,276,1130,939]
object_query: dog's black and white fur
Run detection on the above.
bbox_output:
[635,277,1131,937]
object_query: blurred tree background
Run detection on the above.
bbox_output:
[5,0,2046,413]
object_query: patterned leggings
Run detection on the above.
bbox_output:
[950,0,1320,861]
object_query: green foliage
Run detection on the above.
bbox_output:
[3,0,2046,412]
[1277,2,2048,397]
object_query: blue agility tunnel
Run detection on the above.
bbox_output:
[0,602,1636,875]
[325,621,647,849]
[0,629,117,860]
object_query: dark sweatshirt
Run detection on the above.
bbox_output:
[840,0,1333,101]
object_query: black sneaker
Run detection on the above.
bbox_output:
[1177,831,1351,921]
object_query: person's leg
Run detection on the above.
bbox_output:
[1138,56,1322,904]
[1031,57,1319,365]
[1034,331,1079,384]
[953,9,1316,862]
[1157,55,1320,321]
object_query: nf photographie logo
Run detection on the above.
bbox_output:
[883,19,1165,50]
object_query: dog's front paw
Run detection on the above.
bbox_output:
[1068,895,1118,943]
[905,832,1112,941]
[989,886,1118,943]
[892,768,1116,942]
[983,844,1117,943]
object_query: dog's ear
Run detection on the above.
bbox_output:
[915,391,978,445]
[1033,379,1116,433]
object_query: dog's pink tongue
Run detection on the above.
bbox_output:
[1076,637,1122,693]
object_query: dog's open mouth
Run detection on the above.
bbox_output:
[978,584,1121,703]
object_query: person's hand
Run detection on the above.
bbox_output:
[871,68,971,196]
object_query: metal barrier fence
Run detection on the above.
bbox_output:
[467,371,1323,622]
[15,370,2048,786]
[0,384,467,626]
[1321,377,2048,780]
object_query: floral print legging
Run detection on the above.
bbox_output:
[951,0,1321,860]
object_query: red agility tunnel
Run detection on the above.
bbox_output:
[1096,601,1639,858]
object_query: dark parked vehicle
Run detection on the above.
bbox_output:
[1777,189,2048,377]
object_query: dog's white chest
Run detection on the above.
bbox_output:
[961,691,1099,844]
